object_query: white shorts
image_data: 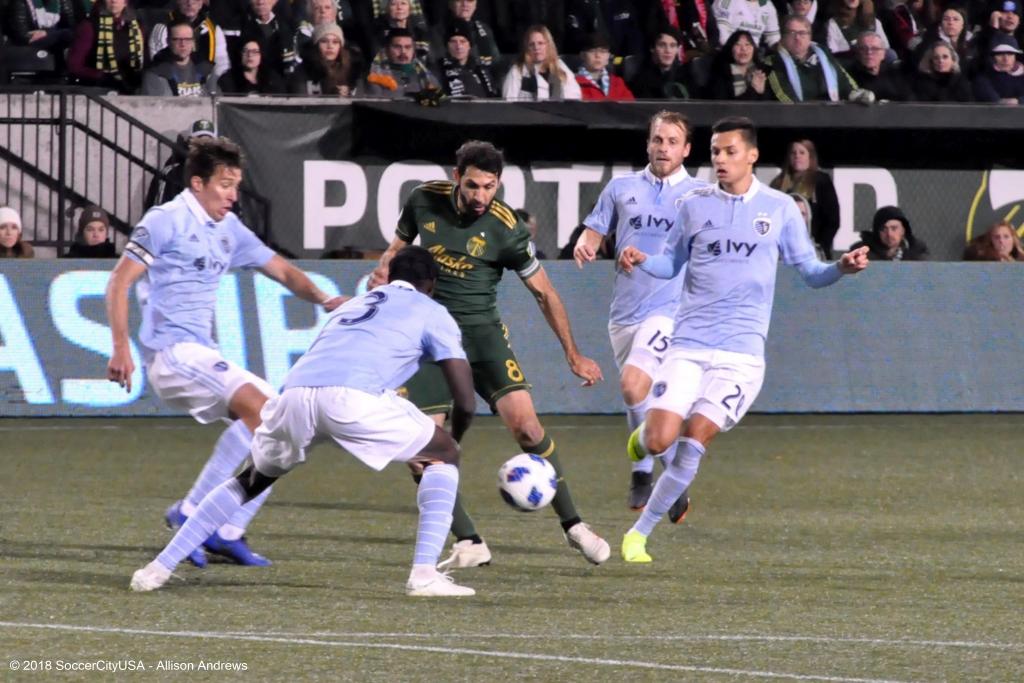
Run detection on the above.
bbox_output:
[147,342,276,424]
[648,348,765,432]
[607,315,674,377]
[251,386,437,477]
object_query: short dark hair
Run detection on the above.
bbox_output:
[455,140,504,176]
[185,137,243,184]
[387,27,414,44]
[389,245,439,287]
[168,18,194,35]
[712,116,758,148]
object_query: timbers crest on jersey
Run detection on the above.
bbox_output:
[466,235,487,257]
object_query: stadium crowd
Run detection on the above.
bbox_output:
[1,0,1023,103]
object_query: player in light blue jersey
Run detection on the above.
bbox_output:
[574,110,704,515]
[131,246,479,597]
[106,137,345,568]
[617,117,869,563]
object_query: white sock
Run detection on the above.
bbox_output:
[157,479,246,571]
[184,420,253,510]
[413,463,459,567]
[632,438,704,537]
[627,400,654,474]
[219,487,272,538]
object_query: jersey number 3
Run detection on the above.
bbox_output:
[338,291,388,326]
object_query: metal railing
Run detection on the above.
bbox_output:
[0,87,271,253]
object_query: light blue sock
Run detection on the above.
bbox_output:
[633,438,704,537]
[157,479,245,571]
[184,420,253,513]
[627,402,655,474]
[220,487,272,540]
[413,463,459,567]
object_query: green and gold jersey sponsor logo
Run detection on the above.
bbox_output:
[466,235,487,257]
[428,244,475,278]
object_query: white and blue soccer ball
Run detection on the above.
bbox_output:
[497,453,558,512]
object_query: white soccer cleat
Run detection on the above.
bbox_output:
[436,539,492,570]
[565,522,611,565]
[130,561,173,592]
[406,569,476,597]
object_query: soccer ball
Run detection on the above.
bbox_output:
[497,453,558,512]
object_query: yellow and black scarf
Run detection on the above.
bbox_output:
[95,11,144,74]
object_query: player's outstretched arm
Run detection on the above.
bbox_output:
[617,246,647,274]
[522,267,604,387]
[259,254,347,311]
[572,226,605,268]
[438,358,476,443]
[368,237,412,289]
[105,255,147,392]
[838,246,870,274]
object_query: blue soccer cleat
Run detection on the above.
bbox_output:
[164,500,208,568]
[203,533,272,567]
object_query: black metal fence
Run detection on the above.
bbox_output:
[0,87,271,254]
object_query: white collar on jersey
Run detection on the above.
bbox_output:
[183,188,220,227]
[642,164,690,188]
[714,176,761,204]
[387,280,416,291]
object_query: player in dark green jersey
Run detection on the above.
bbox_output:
[371,140,611,567]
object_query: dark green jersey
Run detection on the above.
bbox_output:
[396,180,540,325]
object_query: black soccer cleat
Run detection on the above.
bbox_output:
[628,471,653,510]
[668,490,691,525]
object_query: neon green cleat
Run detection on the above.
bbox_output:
[621,530,652,563]
[626,427,646,462]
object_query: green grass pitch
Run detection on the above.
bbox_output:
[1,414,1022,681]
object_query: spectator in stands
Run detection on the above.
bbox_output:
[973,34,1024,103]
[627,28,695,98]
[289,22,360,95]
[575,31,635,100]
[143,118,215,210]
[788,0,819,24]
[515,208,547,258]
[911,40,973,100]
[502,24,582,100]
[434,19,500,97]
[766,15,860,102]
[706,28,770,98]
[217,37,289,93]
[296,0,341,60]
[963,221,1024,261]
[770,139,840,258]
[149,0,229,77]
[371,0,433,64]
[238,0,298,77]
[65,205,117,258]
[68,0,147,94]
[916,6,976,71]
[4,0,76,65]
[713,0,781,48]
[646,0,721,62]
[852,205,929,260]
[973,1,1021,55]
[361,27,441,97]
[565,0,646,60]
[848,30,910,99]
[141,20,218,95]
[788,192,826,258]
[821,0,890,60]
[430,0,500,65]
[881,0,935,60]
[0,207,34,258]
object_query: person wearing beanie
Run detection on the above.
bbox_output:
[65,205,118,258]
[0,207,34,258]
[973,33,1024,102]
[851,205,929,260]
[288,21,362,95]
[361,26,441,98]
[575,32,635,100]
[430,0,500,65]
[434,19,499,97]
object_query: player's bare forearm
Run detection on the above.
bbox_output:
[572,227,605,268]
[523,269,603,385]
[369,236,411,288]
[439,358,475,442]
[261,255,346,310]
[105,256,146,390]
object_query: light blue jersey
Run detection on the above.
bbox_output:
[125,191,275,357]
[640,178,843,358]
[283,281,466,394]
[584,165,706,325]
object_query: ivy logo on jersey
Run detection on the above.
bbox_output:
[707,240,722,256]
[628,215,643,229]
[423,221,436,233]
[466,235,487,257]
[652,381,667,398]
[753,213,772,236]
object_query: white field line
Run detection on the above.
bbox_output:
[0,621,914,683]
